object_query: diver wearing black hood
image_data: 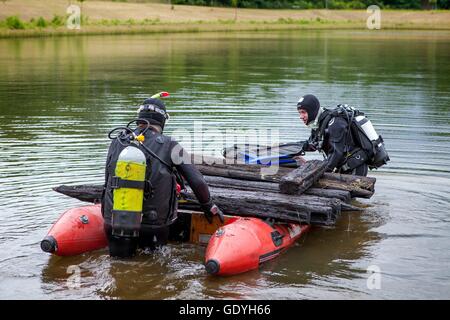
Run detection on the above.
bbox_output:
[102,98,224,257]
[297,94,369,176]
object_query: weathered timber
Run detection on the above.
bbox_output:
[204,175,351,202]
[54,180,360,217]
[204,176,355,211]
[279,160,328,195]
[340,202,363,212]
[181,191,310,224]
[315,179,374,198]
[204,175,278,192]
[52,160,368,227]
[183,186,341,226]
[322,173,376,192]
[305,188,351,202]
[195,155,292,180]
[54,184,359,225]
[196,159,375,198]
[53,185,102,203]
[197,164,288,182]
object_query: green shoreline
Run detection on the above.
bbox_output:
[2,20,450,39]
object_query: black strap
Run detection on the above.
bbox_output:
[111,176,145,190]
[112,209,143,215]
[137,142,173,172]
[315,111,333,150]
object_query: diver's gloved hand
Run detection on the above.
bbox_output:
[201,201,225,224]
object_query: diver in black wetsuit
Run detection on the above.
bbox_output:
[296,94,369,176]
[102,98,223,257]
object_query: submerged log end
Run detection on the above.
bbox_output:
[53,184,103,203]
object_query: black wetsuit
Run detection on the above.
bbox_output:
[102,127,211,250]
[303,109,368,176]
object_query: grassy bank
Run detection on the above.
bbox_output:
[1,0,450,38]
[0,18,371,39]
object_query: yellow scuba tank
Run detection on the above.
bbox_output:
[111,145,147,237]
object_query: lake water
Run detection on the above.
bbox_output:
[0,30,449,299]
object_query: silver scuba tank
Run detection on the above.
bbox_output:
[355,115,378,141]
[354,115,389,168]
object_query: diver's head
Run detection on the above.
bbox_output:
[297,94,320,126]
[136,98,169,131]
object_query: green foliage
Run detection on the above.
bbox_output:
[81,14,89,25]
[110,19,121,26]
[51,15,65,27]
[143,18,161,25]
[290,1,318,9]
[6,16,25,30]
[36,17,48,28]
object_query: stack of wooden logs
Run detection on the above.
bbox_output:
[53,158,376,227]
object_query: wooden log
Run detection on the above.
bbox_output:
[53,180,359,217]
[199,155,375,187]
[204,176,355,215]
[279,160,328,195]
[53,184,342,211]
[54,176,369,203]
[181,190,310,224]
[194,186,338,215]
[183,186,340,226]
[185,188,363,211]
[304,188,351,202]
[204,175,278,192]
[207,186,341,214]
[322,173,376,192]
[315,179,374,198]
[197,165,286,182]
[206,175,352,202]
[54,183,338,217]
[53,184,350,226]
[195,155,292,181]
[196,159,375,199]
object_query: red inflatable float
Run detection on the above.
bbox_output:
[41,205,310,276]
[40,205,108,256]
[204,217,310,276]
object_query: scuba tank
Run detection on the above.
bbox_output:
[355,115,378,141]
[109,145,147,257]
[354,114,390,168]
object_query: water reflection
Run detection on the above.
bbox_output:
[1,30,449,299]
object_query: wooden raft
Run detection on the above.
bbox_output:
[53,159,376,227]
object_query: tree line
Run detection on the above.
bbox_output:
[171,0,450,9]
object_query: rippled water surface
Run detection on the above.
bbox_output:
[0,30,449,299]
